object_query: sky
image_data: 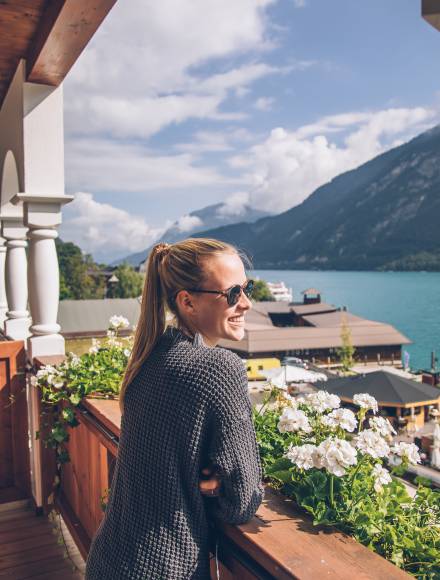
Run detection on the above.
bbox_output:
[59,0,440,263]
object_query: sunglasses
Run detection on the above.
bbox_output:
[187,279,254,306]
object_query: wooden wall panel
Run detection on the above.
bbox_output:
[0,341,30,501]
[61,413,109,543]
[0,359,13,489]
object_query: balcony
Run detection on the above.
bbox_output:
[29,361,409,580]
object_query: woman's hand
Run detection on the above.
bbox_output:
[199,467,221,497]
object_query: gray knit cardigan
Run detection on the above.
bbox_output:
[85,326,264,580]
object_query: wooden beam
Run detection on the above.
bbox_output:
[26,0,117,85]
[422,0,440,31]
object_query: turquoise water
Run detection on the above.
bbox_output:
[252,270,440,371]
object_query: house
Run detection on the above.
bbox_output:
[218,293,411,363]
[313,370,440,430]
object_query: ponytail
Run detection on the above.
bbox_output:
[119,244,169,413]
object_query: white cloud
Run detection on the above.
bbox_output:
[65,138,236,193]
[217,191,250,216]
[65,0,279,139]
[60,193,164,260]
[292,0,306,7]
[175,128,256,154]
[176,215,204,232]
[254,97,275,111]
[231,106,438,212]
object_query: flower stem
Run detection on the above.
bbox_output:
[330,475,335,509]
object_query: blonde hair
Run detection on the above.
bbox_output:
[119,238,240,412]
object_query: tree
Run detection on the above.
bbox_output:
[111,264,144,298]
[336,314,356,372]
[56,239,105,300]
[252,279,273,302]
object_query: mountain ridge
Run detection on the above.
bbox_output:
[114,202,269,266]
[191,124,440,271]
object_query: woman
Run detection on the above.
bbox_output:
[85,238,264,579]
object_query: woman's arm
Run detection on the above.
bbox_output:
[206,413,264,525]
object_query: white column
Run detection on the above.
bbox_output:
[0,237,8,326]
[1,218,30,339]
[27,227,62,357]
[13,194,73,359]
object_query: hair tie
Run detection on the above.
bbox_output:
[154,243,171,259]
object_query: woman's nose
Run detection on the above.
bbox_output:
[237,289,252,310]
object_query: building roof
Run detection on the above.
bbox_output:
[290,302,338,316]
[219,323,411,353]
[252,301,292,314]
[59,298,140,337]
[251,301,338,317]
[303,311,380,328]
[301,288,321,295]
[314,371,440,406]
[245,306,274,326]
[58,296,411,353]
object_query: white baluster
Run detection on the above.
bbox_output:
[0,237,8,326]
[12,194,73,358]
[28,227,61,341]
[2,220,31,339]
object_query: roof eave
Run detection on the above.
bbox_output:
[422,0,440,31]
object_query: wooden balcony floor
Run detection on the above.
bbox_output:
[0,500,85,579]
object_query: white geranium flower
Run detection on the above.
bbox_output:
[353,429,390,459]
[369,416,396,437]
[109,315,130,330]
[89,338,101,354]
[353,393,378,414]
[36,365,57,381]
[285,443,317,470]
[278,389,297,403]
[123,348,131,358]
[314,437,357,476]
[68,355,80,368]
[278,407,312,433]
[321,408,357,432]
[390,442,421,465]
[372,463,392,493]
[299,391,340,413]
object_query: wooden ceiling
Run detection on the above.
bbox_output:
[422,0,440,31]
[0,0,116,107]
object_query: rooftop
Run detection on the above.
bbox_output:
[219,323,411,353]
[302,311,381,327]
[315,370,440,406]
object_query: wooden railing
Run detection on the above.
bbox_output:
[0,340,31,505]
[34,359,410,579]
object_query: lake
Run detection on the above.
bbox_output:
[251,270,440,371]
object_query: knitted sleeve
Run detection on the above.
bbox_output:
[206,350,264,525]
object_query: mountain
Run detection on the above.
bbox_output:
[191,125,440,271]
[115,203,269,266]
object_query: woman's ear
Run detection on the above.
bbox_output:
[175,290,195,315]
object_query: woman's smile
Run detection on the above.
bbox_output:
[228,315,245,325]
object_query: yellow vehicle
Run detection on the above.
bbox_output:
[244,358,281,381]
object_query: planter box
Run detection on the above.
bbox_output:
[44,396,409,579]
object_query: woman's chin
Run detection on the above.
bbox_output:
[224,324,245,341]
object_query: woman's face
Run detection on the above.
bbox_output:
[177,252,252,346]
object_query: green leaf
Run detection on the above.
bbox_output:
[266,457,292,474]
[268,470,292,484]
